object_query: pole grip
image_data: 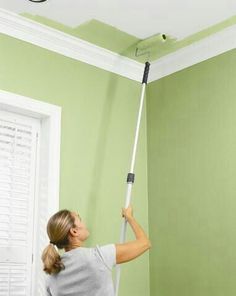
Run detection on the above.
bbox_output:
[127,173,135,184]
[142,62,150,84]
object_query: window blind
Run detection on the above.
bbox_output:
[0,110,40,296]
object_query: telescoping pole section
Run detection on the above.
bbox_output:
[114,62,150,296]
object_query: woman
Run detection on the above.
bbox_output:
[42,206,151,296]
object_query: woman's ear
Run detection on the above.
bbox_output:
[69,227,78,237]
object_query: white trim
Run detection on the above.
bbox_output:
[0,8,235,83]
[149,24,236,82]
[0,8,144,82]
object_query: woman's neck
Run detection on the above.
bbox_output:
[65,241,83,252]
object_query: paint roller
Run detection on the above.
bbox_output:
[135,33,167,57]
[114,61,150,296]
[115,34,167,293]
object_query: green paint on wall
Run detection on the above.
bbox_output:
[21,13,236,62]
[147,49,236,296]
[0,32,150,296]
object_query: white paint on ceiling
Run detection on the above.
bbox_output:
[0,0,235,39]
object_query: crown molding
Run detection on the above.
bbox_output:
[0,8,144,82]
[149,24,236,83]
[0,8,235,84]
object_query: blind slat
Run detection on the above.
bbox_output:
[0,110,40,296]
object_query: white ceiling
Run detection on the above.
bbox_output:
[0,0,235,39]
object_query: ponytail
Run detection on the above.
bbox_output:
[41,243,64,275]
[41,209,75,275]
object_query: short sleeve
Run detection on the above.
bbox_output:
[95,244,116,270]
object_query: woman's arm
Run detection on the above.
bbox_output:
[115,206,151,264]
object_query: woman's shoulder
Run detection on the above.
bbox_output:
[93,244,116,270]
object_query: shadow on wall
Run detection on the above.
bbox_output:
[84,44,145,237]
[85,70,120,237]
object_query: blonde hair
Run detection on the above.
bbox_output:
[41,209,75,275]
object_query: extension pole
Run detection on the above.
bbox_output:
[114,62,150,296]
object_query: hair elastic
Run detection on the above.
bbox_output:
[50,241,59,251]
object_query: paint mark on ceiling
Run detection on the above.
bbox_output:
[21,13,236,62]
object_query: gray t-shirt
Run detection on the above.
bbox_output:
[46,244,116,296]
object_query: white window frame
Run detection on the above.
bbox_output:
[0,89,61,295]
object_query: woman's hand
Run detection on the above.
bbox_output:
[122,206,133,221]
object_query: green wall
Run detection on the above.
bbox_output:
[147,49,236,296]
[0,33,150,296]
[2,29,235,296]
